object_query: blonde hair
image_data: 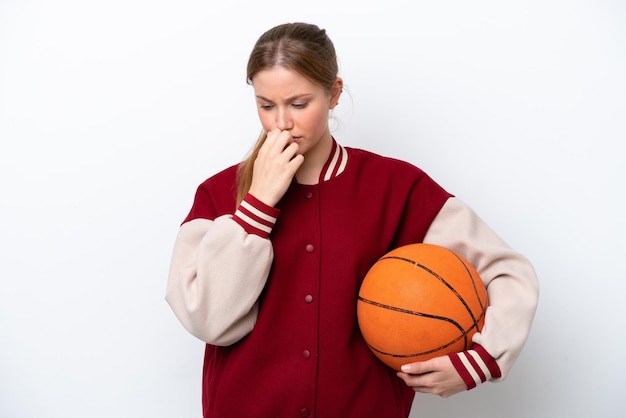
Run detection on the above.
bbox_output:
[236,22,339,205]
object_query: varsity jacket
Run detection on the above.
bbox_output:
[166,140,539,418]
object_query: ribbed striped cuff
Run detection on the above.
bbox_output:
[232,193,280,238]
[448,344,502,390]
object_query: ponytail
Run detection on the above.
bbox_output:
[236,131,268,206]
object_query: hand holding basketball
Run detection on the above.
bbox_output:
[396,355,467,398]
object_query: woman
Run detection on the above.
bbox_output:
[166,22,538,418]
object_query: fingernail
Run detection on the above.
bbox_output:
[401,365,410,372]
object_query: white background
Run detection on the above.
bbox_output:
[1,1,624,417]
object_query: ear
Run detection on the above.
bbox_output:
[329,77,344,109]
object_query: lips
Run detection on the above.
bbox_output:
[291,136,302,143]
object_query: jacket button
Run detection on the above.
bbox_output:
[304,191,313,199]
[304,294,313,303]
[300,408,310,417]
[302,350,311,359]
[305,244,315,253]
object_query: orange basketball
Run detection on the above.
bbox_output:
[357,243,488,371]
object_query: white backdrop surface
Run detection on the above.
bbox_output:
[1,1,625,417]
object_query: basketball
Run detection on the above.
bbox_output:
[357,243,488,371]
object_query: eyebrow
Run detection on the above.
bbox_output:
[255,93,314,102]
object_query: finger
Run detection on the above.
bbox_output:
[260,135,289,163]
[264,129,292,149]
[277,131,295,152]
[396,372,433,392]
[265,134,300,165]
[257,138,285,165]
[400,361,433,375]
[285,153,304,175]
[281,141,300,161]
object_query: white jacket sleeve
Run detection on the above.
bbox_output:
[423,197,539,380]
[165,214,274,346]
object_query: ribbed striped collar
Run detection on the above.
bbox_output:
[319,139,348,182]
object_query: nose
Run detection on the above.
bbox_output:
[276,107,294,131]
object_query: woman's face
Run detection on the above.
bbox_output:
[252,66,341,156]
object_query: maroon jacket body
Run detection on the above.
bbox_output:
[183,143,451,417]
